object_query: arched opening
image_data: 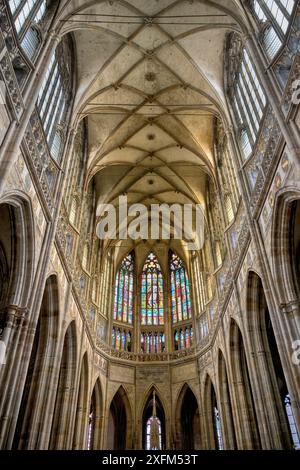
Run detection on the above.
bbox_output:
[73,353,89,449]
[49,321,77,449]
[176,385,201,450]
[272,195,300,303]
[12,275,59,449]
[0,204,11,323]
[0,199,33,329]
[247,271,300,449]
[292,200,300,296]
[217,350,237,449]
[107,387,131,450]
[142,389,166,450]
[211,383,223,450]
[0,197,34,449]
[203,376,223,450]
[271,193,300,442]
[87,379,103,450]
[229,319,261,449]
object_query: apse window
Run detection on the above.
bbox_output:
[141,252,164,326]
[170,252,192,323]
[146,416,162,450]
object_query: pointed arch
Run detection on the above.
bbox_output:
[12,274,60,449]
[0,193,35,314]
[217,349,237,449]
[229,318,261,449]
[87,378,103,450]
[106,385,132,450]
[271,189,300,303]
[141,386,166,450]
[49,321,77,449]
[203,374,223,450]
[73,352,89,449]
[175,383,201,450]
[245,271,299,449]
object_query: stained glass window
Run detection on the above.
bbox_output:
[141,332,165,353]
[213,406,224,450]
[112,328,116,348]
[146,417,162,450]
[170,252,192,323]
[174,327,193,350]
[116,329,121,350]
[141,253,164,325]
[113,252,134,324]
[112,327,132,351]
[284,394,300,449]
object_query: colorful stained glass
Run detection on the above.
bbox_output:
[173,326,192,350]
[185,328,190,348]
[140,252,164,325]
[127,332,132,352]
[116,329,121,350]
[174,330,179,350]
[141,332,165,353]
[113,252,134,324]
[121,331,126,350]
[146,416,162,450]
[112,327,132,352]
[169,252,192,324]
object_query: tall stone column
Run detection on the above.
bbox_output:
[0,306,27,448]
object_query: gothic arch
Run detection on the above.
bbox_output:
[87,377,103,450]
[271,188,300,303]
[228,318,261,449]
[49,320,78,449]
[138,383,169,424]
[12,274,60,449]
[106,385,132,450]
[141,386,166,450]
[139,250,166,279]
[245,271,298,449]
[0,193,34,313]
[73,352,89,449]
[202,373,223,450]
[217,349,237,449]
[175,383,201,450]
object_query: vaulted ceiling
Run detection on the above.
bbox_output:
[58,0,247,260]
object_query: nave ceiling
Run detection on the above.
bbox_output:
[57,0,247,261]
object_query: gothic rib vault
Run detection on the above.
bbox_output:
[60,0,244,262]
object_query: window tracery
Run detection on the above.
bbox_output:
[249,0,295,59]
[9,0,47,59]
[113,253,134,324]
[37,39,73,160]
[226,34,267,160]
[170,252,192,324]
[141,252,164,326]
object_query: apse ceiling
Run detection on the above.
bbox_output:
[59,0,246,259]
